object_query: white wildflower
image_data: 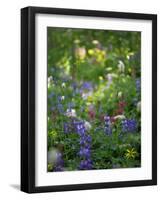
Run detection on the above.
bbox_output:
[61,96,65,101]
[117,60,125,73]
[92,40,99,45]
[65,109,76,117]
[48,76,53,88]
[118,91,123,98]
[62,82,66,88]
[82,91,93,100]
[75,47,86,59]
[84,121,92,131]
[114,115,126,120]
[47,148,58,164]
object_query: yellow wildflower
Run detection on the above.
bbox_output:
[125,148,137,159]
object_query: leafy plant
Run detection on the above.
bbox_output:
[47,27,141,172]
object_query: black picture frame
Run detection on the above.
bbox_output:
[21,6,157,193]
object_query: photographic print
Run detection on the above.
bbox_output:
[47,28,141,172]
[21,7,157,193]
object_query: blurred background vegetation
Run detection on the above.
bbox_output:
[47,27,141,172]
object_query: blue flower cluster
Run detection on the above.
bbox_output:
[104,115,112,135]
[48,91,54,99]
[64,123,74,134]
[63,120,81,134]
[63,122,70,134]
[136,78,141,92]
[54,152,64,171]
[56,96,64,113]
[74,121,92,170]
[122,119,137,133]
[81,82,93,91]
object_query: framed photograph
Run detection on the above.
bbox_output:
[21,6,157,193]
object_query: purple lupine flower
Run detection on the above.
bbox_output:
[104,115,110,125]
[122,119,137,133]
[57,96,63,103]
[55,166,63,171]
[56,152,64,165]
[79,136,87,145]
[74,121,86,136]
[104,115,112,135]
[79,159,93,170]
[136,78,141,92]
[78,147,91,158]
[57,103,64,113]
[81,82,93,91]
[80,135,92,144]
[104,126,112,135]
[63,123,69,134]
[71,82,77,90]
[54,152,64,172]
[74,120,93,170]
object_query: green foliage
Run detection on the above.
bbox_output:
[47,27,141,171]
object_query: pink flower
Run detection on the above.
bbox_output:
[88,110,95,120]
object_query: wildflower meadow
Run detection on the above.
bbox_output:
[47,28,141,172]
